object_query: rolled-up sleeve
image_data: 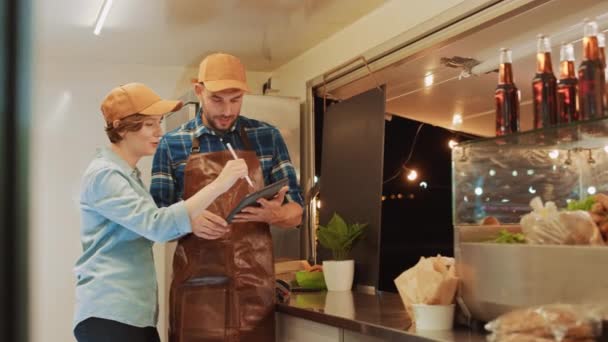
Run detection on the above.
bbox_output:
[151,137,177,208]
[85,167,191,242]
[270,127,304,207]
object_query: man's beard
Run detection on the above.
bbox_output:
[203,112,236,135]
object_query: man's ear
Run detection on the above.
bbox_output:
[112,119,121,128]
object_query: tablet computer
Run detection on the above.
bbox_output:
[226,178,289,223]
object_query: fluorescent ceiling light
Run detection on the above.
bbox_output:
[94,0,113,36]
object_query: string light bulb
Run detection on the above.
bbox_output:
[448,139,458,149]
[407,170,418,181]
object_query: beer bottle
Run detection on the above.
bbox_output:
[557,43,579,123]
[599,32,606,71]
[495,48,520,136]
[599,32,608,114]
[578,19,605,119]
[532,35,558,128]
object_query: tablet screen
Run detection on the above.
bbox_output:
[226,178,289,223]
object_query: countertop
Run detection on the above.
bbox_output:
[275,290,487,342]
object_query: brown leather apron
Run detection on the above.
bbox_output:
[169,126,275,342]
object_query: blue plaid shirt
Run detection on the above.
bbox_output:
[151,112,303,209]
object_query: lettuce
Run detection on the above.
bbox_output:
[566,197,596,211]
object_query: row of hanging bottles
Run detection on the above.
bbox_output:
[495,18,607,136]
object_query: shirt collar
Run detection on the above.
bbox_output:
[98,146,141,179]
[193,108,240,138]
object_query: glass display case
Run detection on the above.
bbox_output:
[451,118,608,323]
[452,117,608,225]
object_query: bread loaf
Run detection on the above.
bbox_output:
[485,305,601,341]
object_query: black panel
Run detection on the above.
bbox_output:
[1,0,30,341]
[318,87,386,289]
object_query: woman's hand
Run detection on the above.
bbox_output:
[191,210,229,240]
[214,159,248,193]
[183,159,248,222]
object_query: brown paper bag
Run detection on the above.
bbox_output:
[394,255,459,311]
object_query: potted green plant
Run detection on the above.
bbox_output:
[316,213,367,291]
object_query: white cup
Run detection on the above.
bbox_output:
[411,304,455,331]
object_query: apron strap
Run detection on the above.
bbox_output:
[239,123,254,151]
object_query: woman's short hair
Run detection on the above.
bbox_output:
[105,114,147,143]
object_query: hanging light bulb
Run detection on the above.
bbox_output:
[452,113,463,126]
[448,139,458,149]
[548,150,559,159]
[424,72,434,87]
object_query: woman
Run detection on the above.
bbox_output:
[73,83,247,342]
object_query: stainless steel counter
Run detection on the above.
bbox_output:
[275,291,487,342]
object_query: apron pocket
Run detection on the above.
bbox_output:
[178,276,229,341]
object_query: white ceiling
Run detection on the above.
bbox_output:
[35,0,386,70]
[329,0,608,137]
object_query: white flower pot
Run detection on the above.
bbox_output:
[322,259,354,291]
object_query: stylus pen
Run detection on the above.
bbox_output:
[225,143,254,187]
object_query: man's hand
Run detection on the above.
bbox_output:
[191,210,230,240]
[231,186,289,224]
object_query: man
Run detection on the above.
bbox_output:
[151,53,303,342]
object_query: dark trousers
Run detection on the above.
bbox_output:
[74,317,161,342]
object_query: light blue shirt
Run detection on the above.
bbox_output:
[74,147,191,329]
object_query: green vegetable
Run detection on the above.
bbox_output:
[567,197,596,211]
[295,271,326,289]
[316,213,367,260]
[494,229,526,244]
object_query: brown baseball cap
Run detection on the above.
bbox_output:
[197,53,250,92]
[101,82,183,122]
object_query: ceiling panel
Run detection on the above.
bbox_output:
[35,0,387,70]
[329,0,608,137]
